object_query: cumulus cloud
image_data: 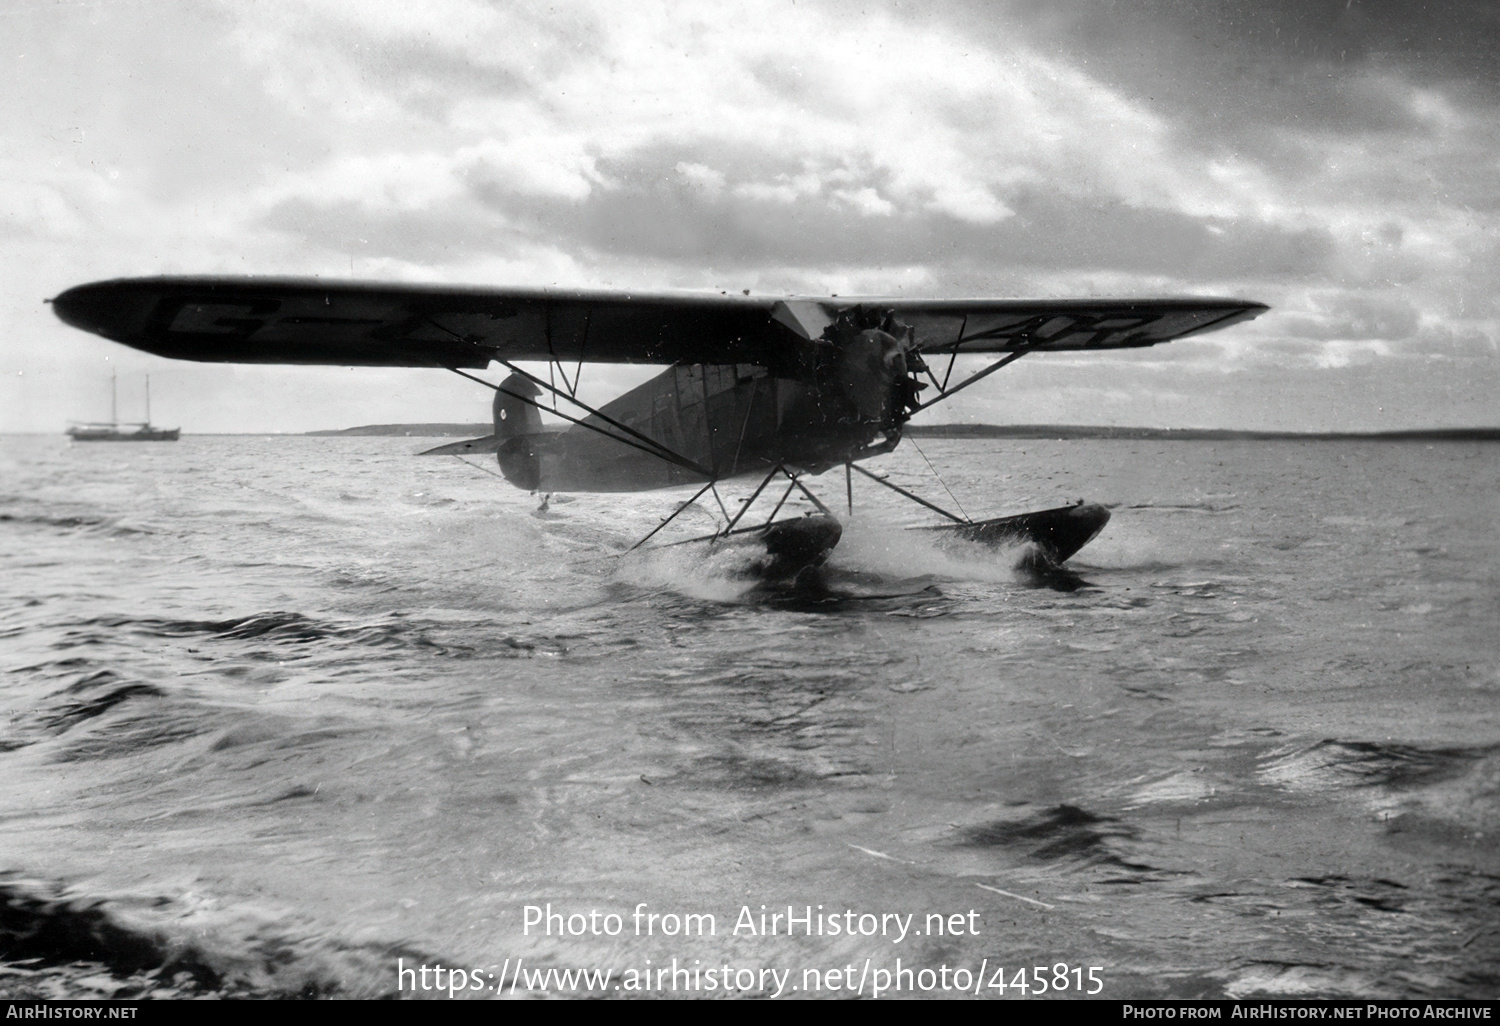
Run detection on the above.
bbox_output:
[1396,324,1498,360]
[1280,293,1423,342]
[216,2,1222,234]
[675,162,726,196]
[0,180,91,241]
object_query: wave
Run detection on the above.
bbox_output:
[41,611,570,659]
[957,803,1176,880]
[1260,739,1500,836]
[1260,739,1496,791]
[0,511,151,537]
[0,876,428,999]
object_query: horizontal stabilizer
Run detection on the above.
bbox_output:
[419,435,501,456]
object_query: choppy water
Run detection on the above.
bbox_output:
[1,434,1496,1000]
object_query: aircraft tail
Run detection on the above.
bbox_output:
[494,373,545,491]
[418,374,547,491]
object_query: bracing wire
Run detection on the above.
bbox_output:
[908,437,969,522]
[452,454,509,482]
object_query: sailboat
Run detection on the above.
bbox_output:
[67,370,180,442]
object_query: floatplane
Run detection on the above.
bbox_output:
[51,278,1264,584]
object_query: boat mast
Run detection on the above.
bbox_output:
[145,375,151,426]
[110,367,117,427]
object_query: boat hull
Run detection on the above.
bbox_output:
[67,427,180,442]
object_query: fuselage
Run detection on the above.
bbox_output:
[495,311,923,492]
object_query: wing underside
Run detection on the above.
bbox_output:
[52,277,1266,367]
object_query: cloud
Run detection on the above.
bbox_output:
[218,1,1195,232]
[1395,324,1498,360]
[675,162,726,196]
[204,1,1491,295]
[0,179,91,241]
[1280,293,1423,342]
[5,0,1498,432]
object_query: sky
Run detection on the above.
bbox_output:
[2,0,1496,433]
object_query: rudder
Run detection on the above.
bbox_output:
[495,373,545,491]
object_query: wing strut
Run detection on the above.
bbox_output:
[423,313,711,476]
[907,344,1035,416]
[493,359,702,473]
[444,366,714,478]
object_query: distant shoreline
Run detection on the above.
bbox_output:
[303,422,1500,442]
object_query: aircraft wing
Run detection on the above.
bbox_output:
[887,298,1267,354]
[52,276,1266,368]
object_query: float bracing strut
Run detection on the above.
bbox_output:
[848,462,969,524]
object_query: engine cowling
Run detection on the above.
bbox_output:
[821,307,926,429]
